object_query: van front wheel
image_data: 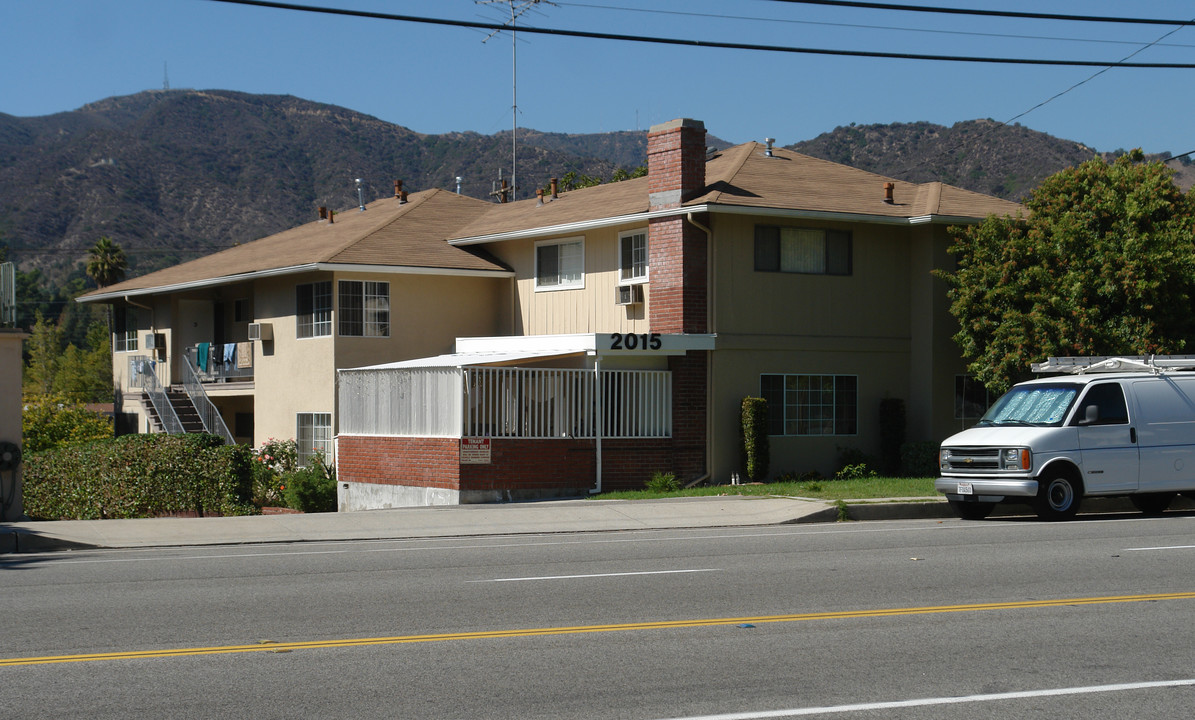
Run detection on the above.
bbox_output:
[1033,474,1082,521]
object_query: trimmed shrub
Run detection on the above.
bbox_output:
[900,441,941,478]
[878,398,906,475]
[22,433,255,519]
[740,397,770,481]
[283,453,337,513]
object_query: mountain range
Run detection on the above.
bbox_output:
[1,89,1189,286]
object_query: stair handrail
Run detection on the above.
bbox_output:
[180,352,236,445]
[129,355,184,434]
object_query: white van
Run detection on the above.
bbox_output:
[937,356,1195,520]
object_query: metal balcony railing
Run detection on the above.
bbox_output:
[185,342,254,383]
[179,354,236,445]
[128,356,184,435]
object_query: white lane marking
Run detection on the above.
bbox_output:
[470,568,721,583]
[1124,544,1195,551]
[28,525,962,565]
[652,678,1195,719]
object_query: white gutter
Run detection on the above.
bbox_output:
[449,203,994,247]
[78,262,514,303]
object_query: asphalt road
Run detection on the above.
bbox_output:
[3,514,1195,719]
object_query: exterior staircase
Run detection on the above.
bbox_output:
[141,388,206,435]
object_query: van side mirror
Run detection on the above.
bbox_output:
[1080,404,1099,426]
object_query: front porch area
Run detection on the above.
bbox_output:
[335,333,713,508]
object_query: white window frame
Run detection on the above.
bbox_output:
[534,237,585,291]
[296,412,333,467]
[296,281,332,339]
[114,307,139,353]
[618,229,649,284]
[338,280,390,337]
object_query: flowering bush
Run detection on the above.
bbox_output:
[251,438,297,508]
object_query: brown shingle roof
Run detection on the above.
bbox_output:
[446,142,1022,243]
[80,189,510,299]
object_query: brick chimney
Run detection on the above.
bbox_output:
[645,118,709,486]
[647,118,706,210]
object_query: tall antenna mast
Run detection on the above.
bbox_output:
[163,61,170,91]
[478,0,555,202]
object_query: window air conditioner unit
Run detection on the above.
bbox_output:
[248,322,273,341]
[615,284,644,306]
[143,333,165,350]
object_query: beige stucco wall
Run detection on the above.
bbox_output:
[705,213,962,478]
[0,329,26,520]
[487,224,652,336]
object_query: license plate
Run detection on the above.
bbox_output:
[957,482,974,496]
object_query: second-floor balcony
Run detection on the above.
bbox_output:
[185,342,254,383]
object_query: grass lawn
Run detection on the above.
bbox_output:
[591,476,939,502]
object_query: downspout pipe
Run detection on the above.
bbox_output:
[591,355,603,494]
[685,212,715,486]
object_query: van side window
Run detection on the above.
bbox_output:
[1073,383,1129,426]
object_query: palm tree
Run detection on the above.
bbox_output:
[86,236,128,289]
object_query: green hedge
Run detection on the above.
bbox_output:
[22,433,256,519]
[740,397,770,481]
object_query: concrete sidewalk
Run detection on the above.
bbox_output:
[1,495,954,554]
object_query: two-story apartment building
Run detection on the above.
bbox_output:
[81,117,1022,509]
[78,189,515,465]
[333,119,1023,508]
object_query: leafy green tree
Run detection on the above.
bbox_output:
[21,394,113,454]
[939,151,1195,393]
[23,311,62,395]
[86,236,127,289]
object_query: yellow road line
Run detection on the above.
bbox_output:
[4,591,1193,668]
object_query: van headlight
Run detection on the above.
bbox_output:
[939,448,952,471]
[1002,448,1031,470]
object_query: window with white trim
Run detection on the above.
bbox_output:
[754,226,852,275]
[338,280,390,337]
[296,281,332,338]
[535,238,584,290]
[760,373,858,436]
[297,412,332,467]
[619,229,648,283]
[114,307,139,352]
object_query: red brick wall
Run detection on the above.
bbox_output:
[670,353,708,481]
[339,435,677,494]
[338,435,460,489]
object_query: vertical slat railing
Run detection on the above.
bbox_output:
[180,355,235,445]
[129,355,184,435]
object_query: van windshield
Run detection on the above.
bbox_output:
[976,384,1080,427]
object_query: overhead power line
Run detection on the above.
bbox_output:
[205,0,1195,68]
[764,0,1195,27]
[559,2,1195,50]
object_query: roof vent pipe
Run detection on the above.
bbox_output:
[550,177,558,199]
[318,206,327,221]
[394,179,403,199]
[536,188,544,206]
[883,182,895,204]
[765,138,775,157]
[400,189,408,204]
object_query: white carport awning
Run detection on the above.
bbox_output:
[349,349,585,371]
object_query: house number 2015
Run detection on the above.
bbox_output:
[609,332,662,350]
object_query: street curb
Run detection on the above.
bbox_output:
[1,529,96,554]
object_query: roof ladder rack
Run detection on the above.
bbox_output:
[1031,355,1195,375]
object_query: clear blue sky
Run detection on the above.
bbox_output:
[5,0,1195,157]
